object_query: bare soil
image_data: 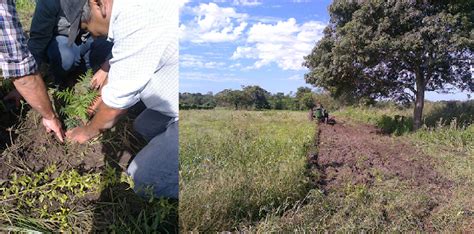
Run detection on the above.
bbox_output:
[0,111,137,181]
[317,121,452,191]
[308,120,456,230]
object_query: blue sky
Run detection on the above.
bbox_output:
[179,0,472,101]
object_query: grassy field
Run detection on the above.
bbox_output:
[179,110,316,231]
[180,104,473,232]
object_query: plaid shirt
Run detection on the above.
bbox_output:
[0,0,37,78]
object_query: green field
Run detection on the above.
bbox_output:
[179,110,316,231]
[180,106,473,232]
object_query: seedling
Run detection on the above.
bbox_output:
[55,70,98,129]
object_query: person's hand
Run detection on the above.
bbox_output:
[87,95,102,116]
[90,69,108,90]
[42,117,65,142]
[3,89,23,108]
[66,125,100,144]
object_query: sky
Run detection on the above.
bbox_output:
[179,0,473,101]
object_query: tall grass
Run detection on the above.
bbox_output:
[15,0,35,31]
[15,0,35,11]
[179,110,315,231]
[335,101,473,134]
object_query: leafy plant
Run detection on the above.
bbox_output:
[55,70,98,129]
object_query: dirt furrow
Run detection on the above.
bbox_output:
[316,121,452,192]
[307,120,456,230]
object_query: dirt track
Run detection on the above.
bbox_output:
[315,121,452,192]
[308,119,457,229]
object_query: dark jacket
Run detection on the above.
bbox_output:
[27,0,87,65]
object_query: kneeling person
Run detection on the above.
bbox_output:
[28,0,112,86]
[66,0,178,200]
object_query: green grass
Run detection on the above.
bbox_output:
[15,0,36,32]
[335,101,473,129]
[254,106,472,232]
[179,110,316,231]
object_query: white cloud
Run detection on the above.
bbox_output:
[231,47,257,59]
[180,71,245,82]
[181,54,226,69]
[232,18,326,70]
[232,0,262,6]
[179,0,191,10]
[180,3,249,43]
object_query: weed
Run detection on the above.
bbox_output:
[1,164,103,231]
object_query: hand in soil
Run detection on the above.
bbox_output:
[42,117,65,142]
[66,125,99,144]
[90,69,108,90]
[3,89,22,108]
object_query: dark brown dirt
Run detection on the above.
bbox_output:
[316,121,452,192]
[309,119,456,230]
[0,111,139,182]
[0,98,22,151]
[0,113,17,150]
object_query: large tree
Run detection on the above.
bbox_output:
[242,85,271,110]
[295,87,313,110]
[304,0,473,129]
[216,89,247,110]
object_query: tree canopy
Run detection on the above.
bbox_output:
[304,0,473,129]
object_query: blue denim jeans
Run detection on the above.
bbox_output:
[46,35,112,84]
[127,109,179,199]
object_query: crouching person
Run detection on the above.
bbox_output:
[28,0,113,87]
[66,0,178,199]
[0,0,64,142]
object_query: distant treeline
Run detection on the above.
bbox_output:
[180,86,337,111]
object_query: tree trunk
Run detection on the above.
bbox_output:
[413,75,425,130]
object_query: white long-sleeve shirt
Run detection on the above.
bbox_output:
[102,0,178,118]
